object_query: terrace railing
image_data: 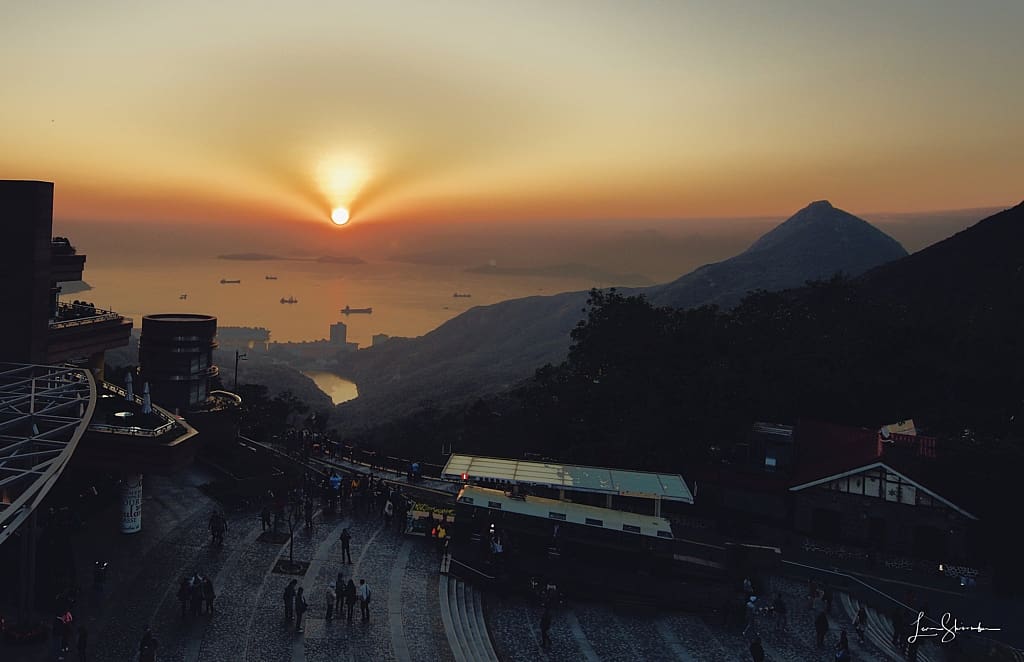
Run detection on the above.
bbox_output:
[50,302,122,329]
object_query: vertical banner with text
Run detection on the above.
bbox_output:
[121,473,143,534]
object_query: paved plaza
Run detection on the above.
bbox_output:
[4,468,942,661]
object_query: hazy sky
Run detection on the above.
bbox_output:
[2,1,1021,230]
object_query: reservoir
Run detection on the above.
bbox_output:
[303,371,359,405]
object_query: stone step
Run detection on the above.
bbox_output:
[439,575,471,662]
[458,582,481,659]
[839,591,940,662]
[470,583,501,662]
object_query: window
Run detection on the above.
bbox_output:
[548,512,566,521]
[657,531,674,539]
[487,501,502,509]
[459,497,474,505]
[622,524,641,534]
[584,517,603,527]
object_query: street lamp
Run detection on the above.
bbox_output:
[234,350,247,389]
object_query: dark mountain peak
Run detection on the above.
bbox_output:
[745,200,905,258]
[645,201,907,310]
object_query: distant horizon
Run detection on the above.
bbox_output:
[53,200,1008,286]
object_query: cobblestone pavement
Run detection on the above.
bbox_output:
[3,469,918,662]
[486,574,898,662]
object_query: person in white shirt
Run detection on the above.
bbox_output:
[358,579,371,621]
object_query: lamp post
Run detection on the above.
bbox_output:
[234,350,247,389]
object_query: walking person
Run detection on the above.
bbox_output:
[335,571,345,613]
[340,528,352,564]
[261,506,271,532]
[749,635,765,662]
[807,579,819,612]
[773,593,787,632]
[436,522,448,557]
[203,576,216,615]
[823,585,833,614]
[540,607,552,648]
[177,578,190,619]
[835,630,851,662]
[891,608,905,648]
[190,575,203,617]
[326,582,336,623]
[742,595,758,636]
[284,579,297,621]
[304,498,314,531]
[358,579,371,622]
[344,579,357,624]
[854,604,868,644]
[77,626,88,662]
[396,496,408,533]
[815,609,829,647]
[295,587,308,633]
[384,498,394,529]
[139,628,158,662]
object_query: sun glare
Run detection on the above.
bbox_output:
[331,207,350,225]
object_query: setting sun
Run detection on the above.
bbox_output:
[331,207,350,225]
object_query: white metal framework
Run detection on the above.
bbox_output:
[0,363,96,544]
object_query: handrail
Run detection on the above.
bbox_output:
[87,421,176,437]
[49,311,123,329]
[89,382,177,437]
[780,558,1019,654]
[782,559,924,618]
[449,558,496,581]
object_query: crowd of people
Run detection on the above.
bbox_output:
[283,573,372,633]
[176,572,217,618]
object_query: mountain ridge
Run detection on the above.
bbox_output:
[333,201,910,428]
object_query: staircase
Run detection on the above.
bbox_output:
[439,574,500,662]
[837,591,941,662]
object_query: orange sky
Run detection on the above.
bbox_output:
[2,1,1022,230]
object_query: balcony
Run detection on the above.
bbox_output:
[88,381,178,437]
[76,380,201,474]
[48,302,133,363]
[51,237,86,282]
[50,301,121,329]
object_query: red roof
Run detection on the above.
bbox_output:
[791,420,883,486]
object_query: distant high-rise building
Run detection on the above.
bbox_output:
[330,321,348,345]
[372,333,391,347]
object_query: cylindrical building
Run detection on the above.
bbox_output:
[139,314,218,414]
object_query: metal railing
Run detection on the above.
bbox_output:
[449,557,496,582]
[86,421,176,437]
[781,558,1020,659]
[49,302,122,329]
[88,382,177,437]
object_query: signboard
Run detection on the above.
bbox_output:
[121,474,143,534]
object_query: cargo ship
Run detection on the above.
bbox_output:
[220,279,241,284]
[280,296,298,304]
[340,305,372,314]
[453,292,472,298]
